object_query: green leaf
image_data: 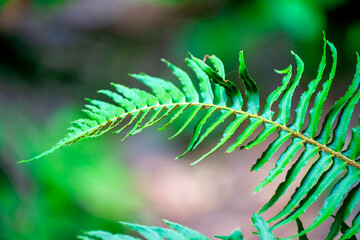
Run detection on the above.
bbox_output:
[215,229,244,240]
[168,105,202,140]
[81,220,212,240]
[295,218,309,240]
[99,89,136,112]
[251,131,291,173]
[192,114,247,165]
[289,37,327,132]
[243,123,277,150]
[130,73,182,104]
[338,211,360,240]
[164,220,209,240]
[226,118,262,152]
[252,213,275,240]
[343,112,360,160]
[189,54,239,95]
[286,167,360,239]
[273,158,347,230]
[111,83,147,108]
[151,227,186,240]
[326,181,360,239]
[121,222,163,240]
[261,65,292,119]
[158,105,189,131]
[80,230,141,240]
[190,110,233,152]
[186,58,213,104]
[162,59,199,103]
[177,107,217,159]
[260,144,318,213]
[275,51,304,125]
[238,51,259,114]
[316,53,360,144]
[255,137,303,193]
[268,152,332,223]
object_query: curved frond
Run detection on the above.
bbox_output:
[79,220,208,240]
[78,218,273,240]
[26,36,360,239]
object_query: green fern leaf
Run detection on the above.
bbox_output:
[251,213,275,240]
[326,180,360,239]
[79,220,245,240]
[295,218,309,240]
[215,229,244,240]
[79,217,321,240]
[26,36,360,240]
[339,212,360,240]
[79,230,141,240]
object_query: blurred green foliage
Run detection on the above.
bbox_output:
[346,22,360,55]
[0,105,144,239]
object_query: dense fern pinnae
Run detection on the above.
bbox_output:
[78,217,267,240]
[27,36,360,239]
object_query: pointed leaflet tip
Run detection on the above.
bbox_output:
[239,50,259,114]
[162,58,199,103]
[274,65,292,74]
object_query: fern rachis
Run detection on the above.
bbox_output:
[26,36,360,239]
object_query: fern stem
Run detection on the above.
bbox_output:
[214,104,360,170]
[77,102,360,170]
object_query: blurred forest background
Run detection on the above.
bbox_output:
[0,0,359,239]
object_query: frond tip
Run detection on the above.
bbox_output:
[26,37,360,239]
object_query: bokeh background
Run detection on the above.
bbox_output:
[0,0,359,239]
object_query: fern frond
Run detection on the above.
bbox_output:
[79,216,273,240]
[79,220,209,240]
[26,36,360,239]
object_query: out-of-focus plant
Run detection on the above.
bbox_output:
[0,105,143,239]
